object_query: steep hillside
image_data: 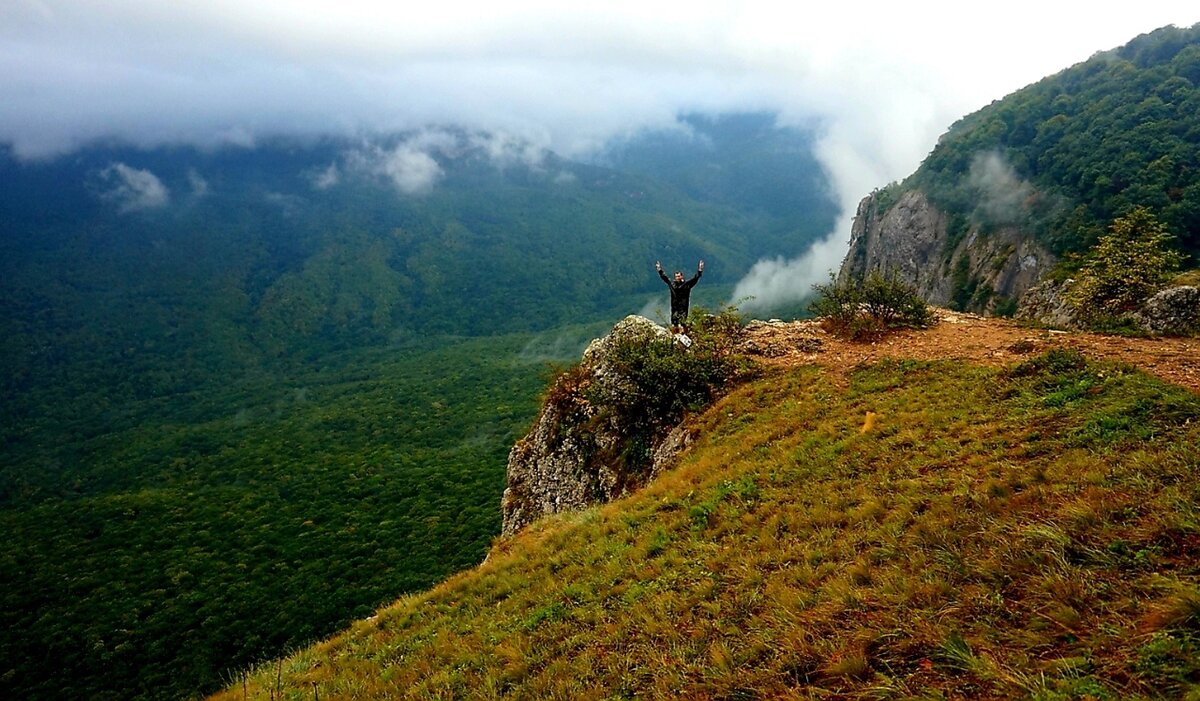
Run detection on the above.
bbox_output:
[215,334,1200,699]
[841,23,1200,314]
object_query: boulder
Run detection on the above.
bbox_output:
[1015,278,1081,329]
[1135,286,1200,335]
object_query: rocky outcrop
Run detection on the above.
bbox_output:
[1016,281,1200,335]
[1135,286,1200,335]
[1015,278,1080,329]
[839,189,1056,314]
[500,316,695,536]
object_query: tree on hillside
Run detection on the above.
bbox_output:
[1068,206,1182,321]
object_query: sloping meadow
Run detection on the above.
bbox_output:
[217,351,1200,700]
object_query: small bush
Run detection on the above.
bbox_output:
[809,270,936,340]
[579,306,758,474]
[594,306,752,433]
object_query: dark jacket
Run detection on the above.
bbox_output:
[659,268,702,324]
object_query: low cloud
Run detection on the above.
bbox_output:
[381,146,441,195]
[968,151,1036,226]
[729,105,908,312]
[263,190,303,216]
[339,128,552,195]
[308,162,340,190]
[729,234,846,312]
[96,162,169,213]
[187,168,209,197]
[347,140,443,196]
[9,3,1196,285]
[636,295,668,325]
[516,330,592,364]
[468,131,547,170]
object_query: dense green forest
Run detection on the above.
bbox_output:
[1,333,560,700]
[0,116,836,699]
[901,23,1200,261]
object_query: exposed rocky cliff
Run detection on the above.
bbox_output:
[839,189,1056,315]
[500,316,697,536]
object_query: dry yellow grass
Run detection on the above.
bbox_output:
[212,353,1200,700]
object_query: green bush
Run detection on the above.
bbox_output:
[595,307,751,431]
[809,271,936,340]
[1068,207,1183,324]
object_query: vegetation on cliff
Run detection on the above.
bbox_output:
[216,352,1200,699]
[588,308,754,450]
[502,310,756,535]
[905,23,1200,262]
[1068,206,1185,327]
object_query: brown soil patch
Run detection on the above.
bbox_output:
[741,309,1200,394]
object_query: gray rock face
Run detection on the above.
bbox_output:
[840,190,948,291]
[1015,278,1081,330]
[500,315,688,536]
[1135,286,1200,335]
[839,189,1055,313]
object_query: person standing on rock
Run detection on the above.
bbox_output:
[657,259,704,329]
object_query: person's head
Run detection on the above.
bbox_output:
[673,271,684,282]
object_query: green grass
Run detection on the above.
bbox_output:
[216,353,1200,700]
[1173,269,1200,287]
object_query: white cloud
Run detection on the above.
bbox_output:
[378,145,441,195]
[5,2,1199,274]
[345,138,445,196]
[308,162,340,190]
[339,128,554,194]
[468,131,547,169]
[96,162,169,212]
[968,151,1036,225]
[187,168,209,197]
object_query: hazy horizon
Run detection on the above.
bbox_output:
[4,1,1198,308]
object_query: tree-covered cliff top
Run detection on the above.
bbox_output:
[901,23,1200,260]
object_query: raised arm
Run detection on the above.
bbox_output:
[656,261,670,284]
[685,259,704,287]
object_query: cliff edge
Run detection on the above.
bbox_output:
[501,316,701,535]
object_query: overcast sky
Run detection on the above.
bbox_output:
[3,1,1198,306]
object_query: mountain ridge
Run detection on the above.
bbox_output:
[839,23,1200,315]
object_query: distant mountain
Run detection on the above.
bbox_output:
[1,122,836,432]
[0,116,836,700]
[840,24,1200,313]
[602,112,832,232]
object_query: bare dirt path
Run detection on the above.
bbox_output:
[741,309,1200,394]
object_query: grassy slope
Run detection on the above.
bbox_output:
[216,353,1200,700]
